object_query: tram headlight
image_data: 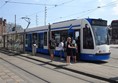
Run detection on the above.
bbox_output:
[96,45,110,54]
[99,50,101,53]
[96,47,101,53]
[96,50,102,53]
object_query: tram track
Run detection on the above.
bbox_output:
[0,49,117,83]
[0,49,102,83]
[0,55,51,83]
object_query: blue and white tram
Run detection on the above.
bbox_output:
[3,18,110,61]
[24,18,110,61]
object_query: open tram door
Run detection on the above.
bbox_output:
[68,25,81,61]
[75,30,81,61]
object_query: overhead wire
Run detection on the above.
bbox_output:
[27,0,76,16]
[12,0,76,26]
[5,1,57,6]
[97,0,118,8]
[3,0,76,17]
[51,0,118,22]
[0,0,9,9]
[50,8,98,23]
[2,0,118,26]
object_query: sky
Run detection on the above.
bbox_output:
[0,0,118,28]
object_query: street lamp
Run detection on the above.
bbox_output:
[21,17,31,29]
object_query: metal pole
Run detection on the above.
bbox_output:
[23,29,26,53]
[48,23,51,41]
[26,21,30,30]
[21,17,30,53]
[15,15,16,31]
[14,15,17,51]
[48,23,51,50]
[23,21,30,53]
[44,5,47,26]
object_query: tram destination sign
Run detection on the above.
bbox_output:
[91,19,107,26]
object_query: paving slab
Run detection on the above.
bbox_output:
[0,60,26,83]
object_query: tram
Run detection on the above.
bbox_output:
[2,18,110,61]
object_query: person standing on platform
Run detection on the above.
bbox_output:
[58,39,64,60]
[32,40,37,56]
[66,37,75,65]
[76,36,80,61]
[48,36,56,62]
[72,39,77,63]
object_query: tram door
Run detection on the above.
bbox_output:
[68,28,81,61]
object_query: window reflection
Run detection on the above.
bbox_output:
[52,30,68,46]
[92,26,108,45]
[83,27,94,49]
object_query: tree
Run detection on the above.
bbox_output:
[6,23,23,32]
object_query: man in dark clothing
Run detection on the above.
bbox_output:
[76,36,80,61]
[48,37,56,62]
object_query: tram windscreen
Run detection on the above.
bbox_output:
[92,26,108,45]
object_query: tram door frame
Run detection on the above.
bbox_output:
[75,30,81,60]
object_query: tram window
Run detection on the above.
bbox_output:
[25,34,32,47]
[52,30,68,46]
[52,31,60,46]
[38,34,40,48]
[38,33,44,48]
[68,32,73,38]
[32,33,37,44]
[83,28,94,49]
[44,32,47,46]
[60,30,68,42]
[25,34,28,46]
[75,31,80,40]
[55,33,60,46]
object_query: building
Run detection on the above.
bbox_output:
[0,18,6,36]
[110,20,118,44]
